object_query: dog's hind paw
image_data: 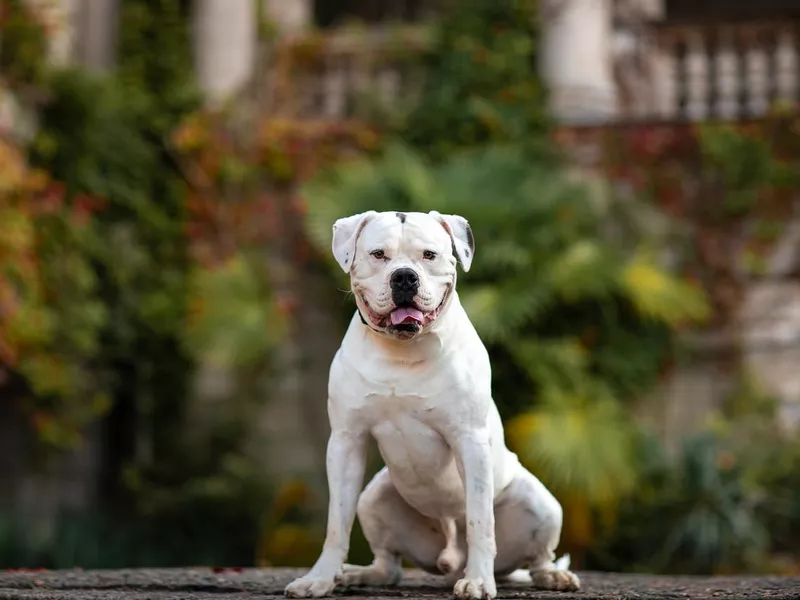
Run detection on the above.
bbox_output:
[531,568,581,592]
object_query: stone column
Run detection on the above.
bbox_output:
[539,0,618,124]
[76,0,118,71]
[193,0,258,105]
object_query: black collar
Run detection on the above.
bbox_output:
[358,307,385,334]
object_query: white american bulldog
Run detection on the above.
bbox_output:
[284,210,580,600]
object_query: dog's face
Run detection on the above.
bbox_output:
[332,211,475,341]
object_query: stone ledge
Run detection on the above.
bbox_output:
[1,568,800,600]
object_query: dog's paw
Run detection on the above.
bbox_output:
[284,576,338,598]
[453,576,497,600]
[531,569,581,592]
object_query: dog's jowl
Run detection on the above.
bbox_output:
[284,211,580,600]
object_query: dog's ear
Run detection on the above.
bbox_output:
[332,211,378,272]
[429,211,475,272]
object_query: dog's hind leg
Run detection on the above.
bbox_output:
[493,467,580,592]
[339,467,445,588]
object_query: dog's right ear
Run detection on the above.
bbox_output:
[332,211,378,272]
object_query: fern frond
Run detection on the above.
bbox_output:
[510,337,590,394]
[460,281,553,343]
[545,240,619,303]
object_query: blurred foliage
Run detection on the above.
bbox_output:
[402,0,550,160]
[0,0,48,88]
[28,0,203,493]
[255,480,325,568]
[590,375,800,575]
[0,137,109,448]
[0,0,289,567]
[589,430,770,575]
[597,115,800,327]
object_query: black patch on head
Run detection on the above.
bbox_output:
[396,212,407,223]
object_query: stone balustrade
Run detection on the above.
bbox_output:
[650,21,800,121]
[270,20,800,125]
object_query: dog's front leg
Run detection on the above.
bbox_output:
[285,429,367,598]
[453,429,497,600]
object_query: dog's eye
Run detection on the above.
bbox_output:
[422,250,437,260]
[370,250,386,260]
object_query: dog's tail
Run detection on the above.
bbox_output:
[500,569,532,584]
[553,553,572,571]
[499,554,572,584]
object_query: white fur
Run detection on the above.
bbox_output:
[284,212,580,599]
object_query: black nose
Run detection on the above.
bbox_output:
[391,268,419,291]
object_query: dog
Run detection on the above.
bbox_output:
[284,211,580,599]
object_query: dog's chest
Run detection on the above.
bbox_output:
[371,404,450,460]
[366,393,463,494]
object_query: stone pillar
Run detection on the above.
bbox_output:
[193,0,258,105]
[539,0,618,124]
[76,0,118,71]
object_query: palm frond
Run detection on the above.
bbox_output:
[619,249,710,326]
[507,392,639,506]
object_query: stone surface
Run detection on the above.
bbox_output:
[1,568,799,600]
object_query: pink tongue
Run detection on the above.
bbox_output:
[390,307,424,325]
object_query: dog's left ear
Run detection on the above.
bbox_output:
[429,211,475,272]
[332,211,378,272]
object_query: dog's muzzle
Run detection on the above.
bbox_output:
[388,268,422,336]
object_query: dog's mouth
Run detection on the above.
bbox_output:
[360,286,452,337]
[386,303,425,337]
[389,305,425,326]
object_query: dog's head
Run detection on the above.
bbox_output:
[332,210,474,341]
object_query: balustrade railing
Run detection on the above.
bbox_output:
[650,21,800,121]
[268,20,800,124]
